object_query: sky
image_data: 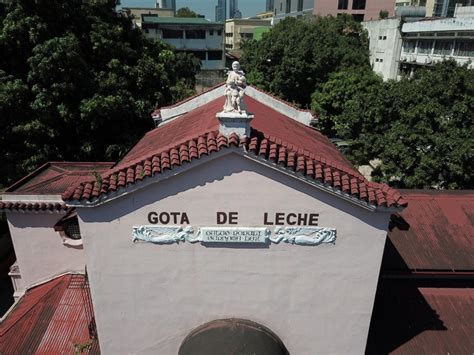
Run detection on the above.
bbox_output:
[120,0,266,20]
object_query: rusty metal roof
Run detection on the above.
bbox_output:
[383,189,474,272]
[367,279,474,354]
[0,274,100,354]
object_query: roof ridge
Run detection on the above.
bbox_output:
[63,132,406,209]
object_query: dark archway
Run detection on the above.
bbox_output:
[179,318,289,355]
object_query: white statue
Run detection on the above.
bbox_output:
[223,61,247,114]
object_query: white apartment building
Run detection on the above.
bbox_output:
[364,16,474,80]
[141,16,225,70]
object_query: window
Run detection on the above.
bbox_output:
[217,30,222,36]
[226,32,233,37]
[338,0,348,9]
[162,29,183,39]
[433,40,452,55]
[190,51,206,60]
[383,36,387,40]
[297,0,303,11]
[280,2,283,11]
[352,0,366,9]
[186,30,206,39]
[455,40,474,57]
[210,30,214,36]
[285,0,291,13]
[352,14,364,22]
[240,33,253,39]
[225,43,233,49]
[402,40,416,53]
[417,39,433,54]
[207,51,223,60]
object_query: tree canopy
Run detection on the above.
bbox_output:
[0,0,199,189]
[240,15,371,107]
[312,61,473,189]
[176,7,200,18]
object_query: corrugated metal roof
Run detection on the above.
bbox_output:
[383,190,474,272]
[367,279,474,354]
[0,274,100,354]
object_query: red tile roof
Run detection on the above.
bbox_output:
[0,274,100,354]
[62,96,406,208]
[5,162,114,195]
[384,190,474,272]
[367,280,474,354]
[0,201,68,212]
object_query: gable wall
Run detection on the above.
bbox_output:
[77,153,391,354]
[6,213,86,290]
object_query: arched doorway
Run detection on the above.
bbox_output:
[179,318,289,355]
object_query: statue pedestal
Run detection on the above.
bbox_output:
[216,111,254,137]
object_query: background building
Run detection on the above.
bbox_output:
[225,18,272,50]
[266,0,275,12]
[273,0,314,23]
[215,0,227,22]
[156,0,176,12]
[122,6,174,28]
[141,16,225,71]
[229,0,242,19]
[364,12,474,80]
[314,0,395,22]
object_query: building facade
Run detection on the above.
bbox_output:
[364,16,474,80]
[225,18,272,50]
[0,83,473,354]
[229,0,242,19]
[400,17,474,77]
[314,0,395,22]
[273,0,314,24]
[215,0,227,22]
[363,18,403,80]
[141,17,225,71]
[122,7,174,28]
[156,0,176,12]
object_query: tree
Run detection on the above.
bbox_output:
[0,0,199,188]
[312,61,474,189]
[176,7,199,18]
[240,15,371,107]
[379,10,389,19]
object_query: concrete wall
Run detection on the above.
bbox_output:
[363,18,402,80]
[78,153,391,354]
[6,212,86,290]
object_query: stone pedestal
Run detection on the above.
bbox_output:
[216,112,254,137]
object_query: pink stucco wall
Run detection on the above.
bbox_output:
[77,152,391,354]
[314,0,395,21]
[7,212,86,289]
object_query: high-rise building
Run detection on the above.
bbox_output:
[229,0,239,19]
[157,0,176,11]
[215,0,227,22]
[266,0,275,12]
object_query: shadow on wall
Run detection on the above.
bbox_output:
[365,237,447,354]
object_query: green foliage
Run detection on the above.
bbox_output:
[240,15,371,107]
[312,61,474,189]
[379,10,389,19]
[0,0,198,188]
[176,7,199,18]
